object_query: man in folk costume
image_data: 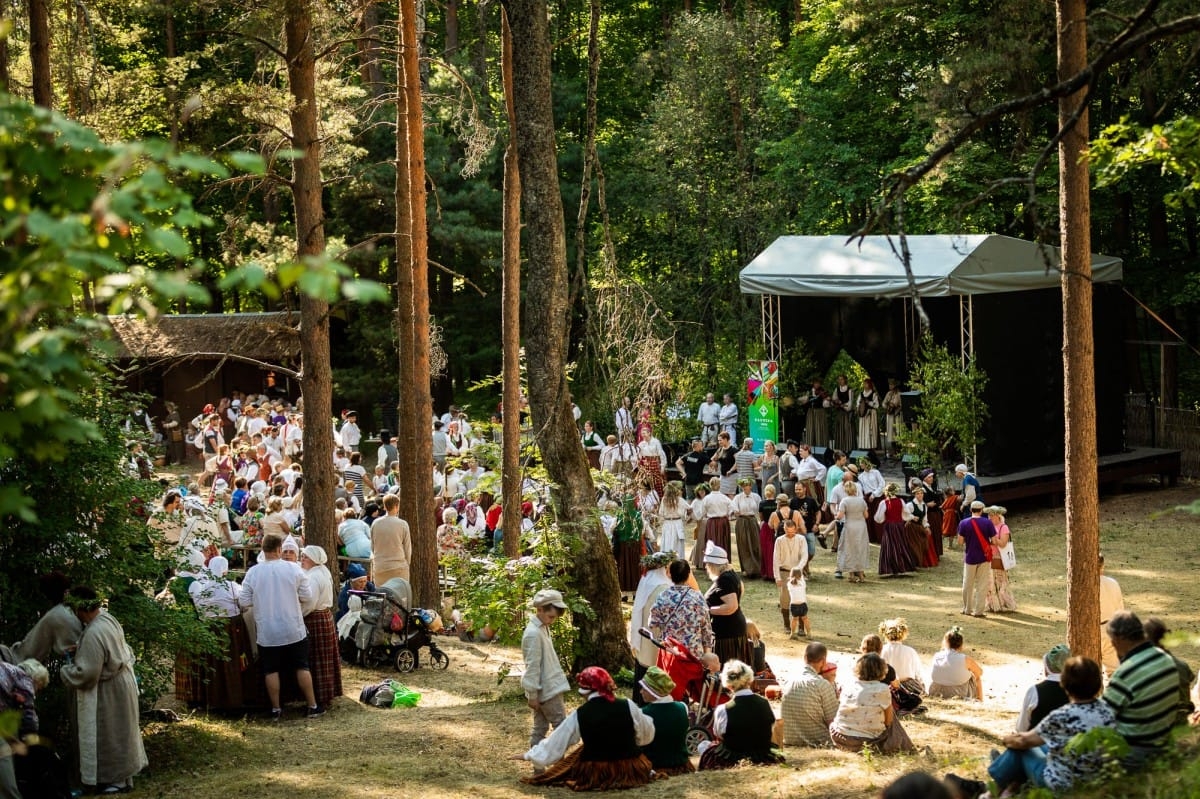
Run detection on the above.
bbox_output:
[718,394,739,440]
[60,587,148,794]
[697,392,721,447]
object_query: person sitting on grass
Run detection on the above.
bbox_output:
[928,627,983,701]
[698,659,785,769]
[637,666,695,776]
[516,666,657,790]
[984,656,1117,796]
[830,652,916,754]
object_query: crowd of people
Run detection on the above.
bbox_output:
[4,385,1188,798]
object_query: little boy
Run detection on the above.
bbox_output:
[788,566,810,640]
[520,589,570,769]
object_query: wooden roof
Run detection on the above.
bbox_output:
[106,312,300,361]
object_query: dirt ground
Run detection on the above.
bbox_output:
[139,481,1200,798]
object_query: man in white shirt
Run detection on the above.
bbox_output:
[340,411,362,453]
[697,392,721,447]
[614,397,634,444]
[718,394,738,440]
[239,533,323,719]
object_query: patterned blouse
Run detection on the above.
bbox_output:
[649,584,715,655]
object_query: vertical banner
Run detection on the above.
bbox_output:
[747,360,779,453]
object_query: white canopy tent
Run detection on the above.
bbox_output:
[740,234,1123,364]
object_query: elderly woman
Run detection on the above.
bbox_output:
[987,656,1117,795]
[437,507,466,561]
[731,478,763,579]
[638,666,695,775]
[182,556,259,710]
[649,559,713,657]
[830,653,916,754]
[698,659,784,769]
[904,484,937,567]
[300,545,343,709]
[703,543,751,666]
[985,505,1017,613]
[517,666,657,790]
[928,626,984,700]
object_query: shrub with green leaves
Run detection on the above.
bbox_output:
[899,335,989,469]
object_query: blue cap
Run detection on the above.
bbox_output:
[346,563,367,579]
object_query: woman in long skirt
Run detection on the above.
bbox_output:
[829,375,855,453]
[614,497,644,594]
[757,484,779,583]
[985,507,1017,612]
[835,483,871,582]
[904,485,937,567]
[301,546,343,709]
[876,485,917,577]
[806,380,831,448]
[657,482,688,559]
[922,473,944,559]
[856,378,880,450]
[730,479,762,579]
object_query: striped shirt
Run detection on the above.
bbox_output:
[1103,642,1181,749]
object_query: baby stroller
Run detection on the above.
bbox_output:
[350,579,449,673]
[638,628,721,755]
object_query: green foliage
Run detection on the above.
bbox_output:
[1093,116,1200,209]
[899,335,988,469]
[0,371,221,703]
[777,339,820,403]
[1063,726,1129,787]
[822,350,870,390]
[447,518,592,668]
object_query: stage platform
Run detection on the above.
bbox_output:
[973,447,1181,506]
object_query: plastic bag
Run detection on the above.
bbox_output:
[389,680,421,708]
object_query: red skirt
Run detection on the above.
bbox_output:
[638,457,665,495]
[524,745,657,791]
[759,522,776,579]
[175,615,262,710]
[304,608,343,708]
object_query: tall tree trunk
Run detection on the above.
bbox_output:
[28,0,52,108]
[445,0,460,57]
[396,0,438,607]
[1058,0,1099,662]
[500,9,522,559]
[0,35,9,91]
[284,0,336,559]
[357,3,386,97]
[503,0,631,672]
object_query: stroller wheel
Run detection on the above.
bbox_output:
[428,649,450,670]
[685,725,712,756]
[394,648,417,672]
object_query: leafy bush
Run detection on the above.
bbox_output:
[898,335,989,469]
[447,516,592,670]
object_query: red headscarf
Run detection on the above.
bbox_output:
[577,667,617,702]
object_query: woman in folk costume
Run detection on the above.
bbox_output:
[636,426,668,496]
[630,552,674,684]
[875,483,917,577]
[517,667,657,790]
[656,481,689,559]
[985,506,1017,613]
[300,545,343,709]
[697,659,784,769]
[805,379,831,450]
[183,556,260,710]
[730,478,763,579]
[829,374,855,454]
[757,483,779,584]
[581,420,604,470]
[882,378,904,455]
[903,484,938,567]
[613,495,645,597]
[637,667,695,775]
[856,378,881,450]
[919,469,944,558]
[59,587,148,794]
[692,479,732,570]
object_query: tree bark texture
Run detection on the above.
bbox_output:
[357,2,386,97]
[284,0,336,560]
[500,9,522,559]
[1058,0,1100,662]
[503,0,632,672]
[396,0,438,608]
[28,0,52,108]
